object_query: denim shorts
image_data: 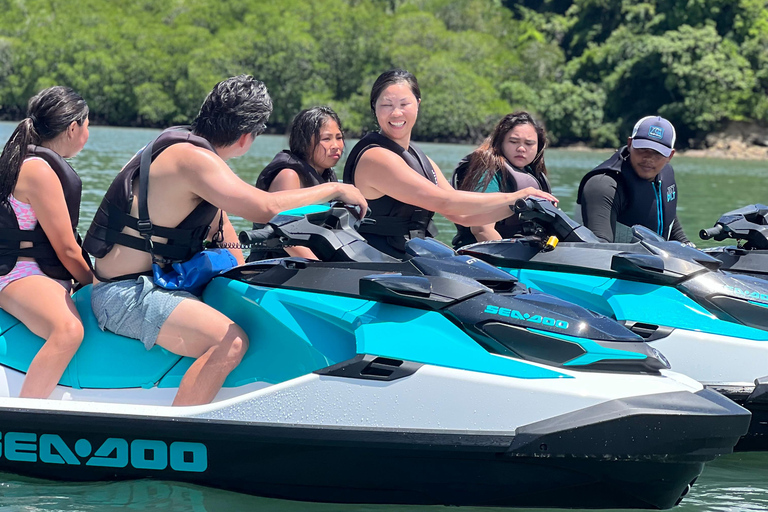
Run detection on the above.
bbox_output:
[91,276,199,349]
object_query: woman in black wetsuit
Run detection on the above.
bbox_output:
[343,69,557,259]
[249,106,344,260]
[451,111,551,248]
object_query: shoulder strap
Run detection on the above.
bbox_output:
[137,137,155,243]
[538,172,552,193]
[135,136,223,261]
[407,143,438,185]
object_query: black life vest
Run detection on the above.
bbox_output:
[247,150,338,262]
[343,132,439,259]
[576,146,679,240]
[83,129,220,264]
[256,150,337,191]
[0,145,83,281]
[451,154,551,248]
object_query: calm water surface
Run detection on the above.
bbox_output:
[0,122,767,511]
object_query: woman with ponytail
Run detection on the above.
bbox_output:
[451,111,551,248]
[0,86,92,398]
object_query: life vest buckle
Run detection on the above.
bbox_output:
[136,219,153,236]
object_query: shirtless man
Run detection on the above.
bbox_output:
[82,75,367,406]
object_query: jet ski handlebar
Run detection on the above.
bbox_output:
[513,198,603,243]
[239,225,275,245]
[699,204,768,250]
[699,224,725,241]
[239,204,398,263]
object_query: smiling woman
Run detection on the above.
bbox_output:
[343,70,558,259]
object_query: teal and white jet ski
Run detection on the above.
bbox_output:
[0,204,750,509]
[460,198,768,450]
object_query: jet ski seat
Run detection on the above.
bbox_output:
[0,277,360,392]
[0,285,183,389]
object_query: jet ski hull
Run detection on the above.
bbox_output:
[492,265,768,450]
[0,384,747,510]
[0,205,752,507]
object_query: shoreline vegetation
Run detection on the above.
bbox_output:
[1,0,766,153]
[566,121,768,160]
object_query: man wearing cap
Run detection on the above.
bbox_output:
[576,116,691,243]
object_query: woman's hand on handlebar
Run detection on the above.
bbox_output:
[512,187,559,207]
[334,183,369,218]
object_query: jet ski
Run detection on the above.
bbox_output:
[699,204,768,280]
[0,204,750,509]
[459,198,768,451]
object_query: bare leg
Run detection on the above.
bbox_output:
[154,299,249,406]
[0,276,83,399]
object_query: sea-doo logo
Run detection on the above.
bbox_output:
[484,305,569,329]
[724,285,768,303]
[666,184,676,202]
[0,432,207,473]
[648,125,664,139]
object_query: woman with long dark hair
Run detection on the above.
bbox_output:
[250,106,344,260]
[452,111,550,247]
[0,86,93,398]
[343,69,557,259]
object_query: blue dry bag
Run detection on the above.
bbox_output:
[152,248,237,296]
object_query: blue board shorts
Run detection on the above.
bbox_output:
[91,276,199,349]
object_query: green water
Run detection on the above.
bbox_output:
[0,122,767,511]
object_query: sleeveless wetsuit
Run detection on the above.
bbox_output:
[343,132,439,259]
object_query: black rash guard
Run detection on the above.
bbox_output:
[577,146,689,243]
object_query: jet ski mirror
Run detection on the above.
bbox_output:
[405,237,456,259]
[610,253,682,285]
[360,274,432,298]
[631,225,665,243]
[358,274,485,310]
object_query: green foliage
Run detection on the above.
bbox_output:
[534,80,615,147]
[414,55,511,141]
[0,0,767,147]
